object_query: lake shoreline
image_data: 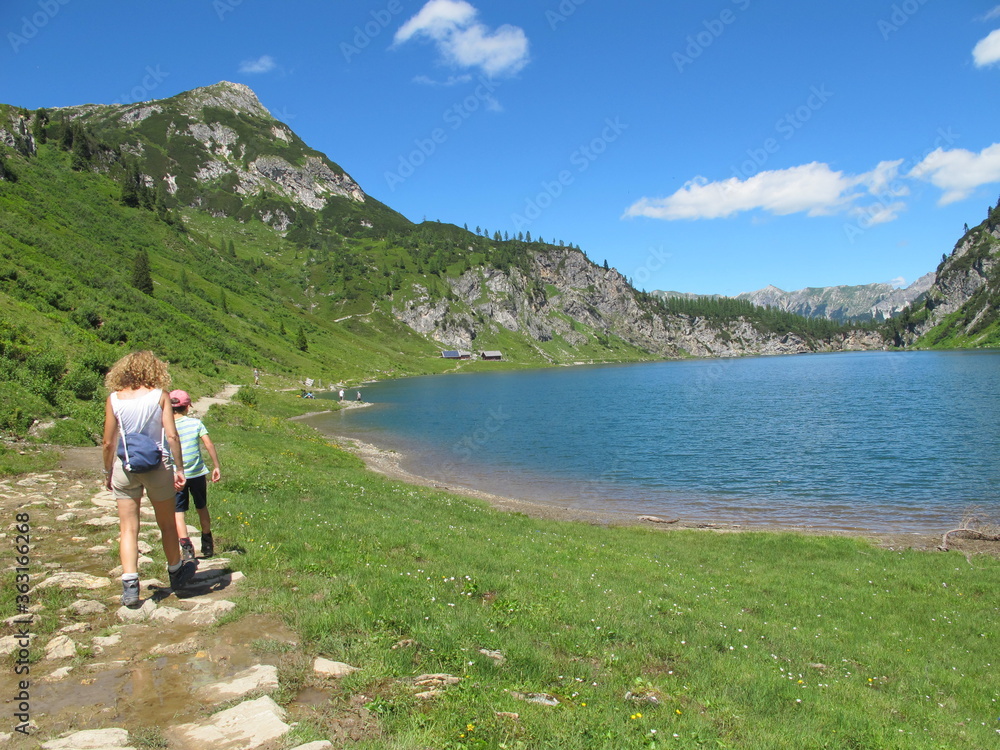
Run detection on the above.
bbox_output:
[324,429,949,553]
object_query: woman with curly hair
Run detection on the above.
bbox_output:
[102,350,196,606]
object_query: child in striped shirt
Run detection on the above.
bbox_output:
[170,390,222,559]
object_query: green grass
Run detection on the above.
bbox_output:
[188,391,1000,749]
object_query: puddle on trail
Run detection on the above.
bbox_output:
[28,614,298,737]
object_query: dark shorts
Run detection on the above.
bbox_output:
[175,473,208,512]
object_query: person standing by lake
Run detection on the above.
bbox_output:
[102,351,196,607]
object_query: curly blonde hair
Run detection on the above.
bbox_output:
[104,350,172,391]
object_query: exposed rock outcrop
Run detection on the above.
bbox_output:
[394,247,887,358]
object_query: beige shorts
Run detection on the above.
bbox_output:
[111,460,175,503]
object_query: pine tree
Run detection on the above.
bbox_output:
[603,259,609,270]
[32,108,49,145]
[131,250,154,295]
[121,160,141,207]
[70,124,91,171]
[296,325,308,352]
[220,289,228,313]
[179,268,190,293]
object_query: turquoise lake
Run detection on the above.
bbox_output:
[305,350,1000,534]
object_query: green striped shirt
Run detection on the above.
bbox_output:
[175,415,209,478]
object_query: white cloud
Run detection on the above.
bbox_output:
[908,143,1000,204]
[850,201,907,227]
[394,0,529,78]
[623,162,904,221]
[973,28,1000,66]
[239,55,276,74]
[412,73,473,86]
[984,6,1000,21]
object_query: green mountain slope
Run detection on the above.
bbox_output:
[883,203,1000,348]
[0,84,886,447]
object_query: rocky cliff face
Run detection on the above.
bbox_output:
[395,247,887,358]
[56,82,367,230]
[913,223,1000,340]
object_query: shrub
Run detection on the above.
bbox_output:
[38,418,96,447]
[233,386,259,408]
[0,382,50,434]
[62,364,103,400]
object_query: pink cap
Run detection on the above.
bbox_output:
[169,389,191,408]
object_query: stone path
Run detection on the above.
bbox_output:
[0,386,356,749]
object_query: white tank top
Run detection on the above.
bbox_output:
[111,389,168,461]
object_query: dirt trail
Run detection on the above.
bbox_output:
[0,385,344,750]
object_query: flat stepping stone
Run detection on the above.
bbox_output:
[67,599,107,616]
[41,728,133,749]
[42,666,74,682]
[44,635,77,660]
[85,516,120,527]
[33,572,110,591]
[175,599,236,626]
[150,606,185,622]
[290,743,333,750]
[414,673,460,687]
[173,695,290,750]
[90,494,117,509]
[150,635,200,656]
[0,635,28,656]
[313,657,359,677]
[195,664,280,702]
[116,599,156,623]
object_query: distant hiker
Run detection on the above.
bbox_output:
[170,390,222,561]
[253,367,260,385]
[339,388,345,401]
[356,391,362,402]
[102,351,196,607]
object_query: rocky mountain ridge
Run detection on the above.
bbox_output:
[908,216,1000,344]
[49,82,377,233]
[655,275,934,323]
[736,275,935,321]
[397,247,887,358]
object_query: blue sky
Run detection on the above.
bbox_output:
[3,0,1000,295]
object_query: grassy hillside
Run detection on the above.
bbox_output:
[0,137,486,447]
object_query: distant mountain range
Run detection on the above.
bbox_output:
[738,276,938,321]
[653,275,935,323]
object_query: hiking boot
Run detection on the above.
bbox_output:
[168,560,198,591]
[200,532,214,558]
[121,578,140,608]
[179,538,195,561]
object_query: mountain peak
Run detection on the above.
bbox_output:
[179,81,271,119]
